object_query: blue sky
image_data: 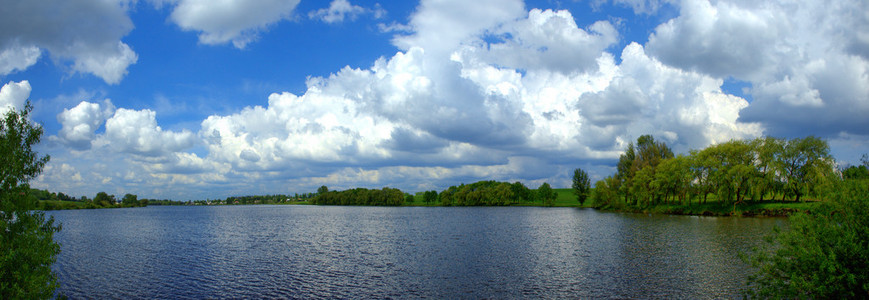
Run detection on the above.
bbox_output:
[1,0,867,200]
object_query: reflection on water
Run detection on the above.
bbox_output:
[48,206,785,299]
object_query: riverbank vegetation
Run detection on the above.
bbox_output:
[309,187,405,206]
[33,189,149,210]
[1,102,60,298]
[589,135,844,216]
[744,178,869,298]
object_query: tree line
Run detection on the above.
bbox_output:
[310,187,406,206]
[310,181,561,207]
[590,135,841,209]
[31,188,149,210]
[436,181,558,206]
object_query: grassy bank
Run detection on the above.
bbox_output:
[38,200,88,210]
[597,198,818,217]
[38,200,149,210]
[401,188,589,207]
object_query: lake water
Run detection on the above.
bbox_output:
[47,205,785,299]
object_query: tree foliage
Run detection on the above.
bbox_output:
[590,135,836,210]
[537,182,556,207]
[422,190,438,204]
[310,187,405,206]
[842,165,869,181]
[572,168,590,206]
[93,191,113,207]
[0,102,60,298]
[744,180,869,298]
[438,181,533,206]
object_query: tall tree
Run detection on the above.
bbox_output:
[0,102,61,298]
[572,168,591,206]
[317,185,329,195]
[617,142,636,203]
[94,191,111,207]
[537,182,556,207]
[121,193,139,207]
[750,137,785,201]
[779,137,834,202]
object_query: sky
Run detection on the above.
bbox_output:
[1,0,867,200]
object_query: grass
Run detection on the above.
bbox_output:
[400,188,587,207]
[597,195,820,217]
[38,200,89,210]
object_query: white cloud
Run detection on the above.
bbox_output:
[56,100,116,150]
[36,0,824,199]
[0,45,41,76]
[646,0,869,137]
[309,0,382,24]
[392,0,526,57]
[69,41,138,85]
[476,9,619,74]
[0,1,137,84]
[593,0,675,14]
[572,43,760,153]
[646,0,784,81]
[0,80,31,115]
[99,108,197,157]
[31,163,83,193]
[163,0,301,48]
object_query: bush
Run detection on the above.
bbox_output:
[744,180,869,298]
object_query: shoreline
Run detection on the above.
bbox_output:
[41,199,815,217]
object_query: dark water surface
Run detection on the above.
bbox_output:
[48,205,784,299]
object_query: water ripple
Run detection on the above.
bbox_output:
[47,206,785,299]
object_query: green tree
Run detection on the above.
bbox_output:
[537,182,556,207]
[652,155,693,204]
[0,102,61,298]
[779,136,834,202]
[94,191,111,207]
[572,168,591,206]
[423,190,438,204]
[121,193,139,207]
[750,136,785,201]
[405,193,414,204]
[591,176,621,208]
[842,165,869,180]
[317,185,329,195]
[744,179,869,298]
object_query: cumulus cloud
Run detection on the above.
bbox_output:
[0,1,137,84]
[186,0,760,191]
[593,0,675,14]
[596,43,760,148]
[309,0,384,24]
[0,80,30,115]
[392,0,526,56]
[100,108,197,156]
[0,45,41,76]
[477,9,619,74]
[56,100,116,150]
[161,0,301,48]
[644,0,869,138]
[43,0,842,199]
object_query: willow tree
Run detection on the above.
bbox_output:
[0,102,60,299]
[779,136,834,202]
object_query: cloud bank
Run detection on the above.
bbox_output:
[23,0,869,199]
[0,1,137,84]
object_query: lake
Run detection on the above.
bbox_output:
[47,205,785,298]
